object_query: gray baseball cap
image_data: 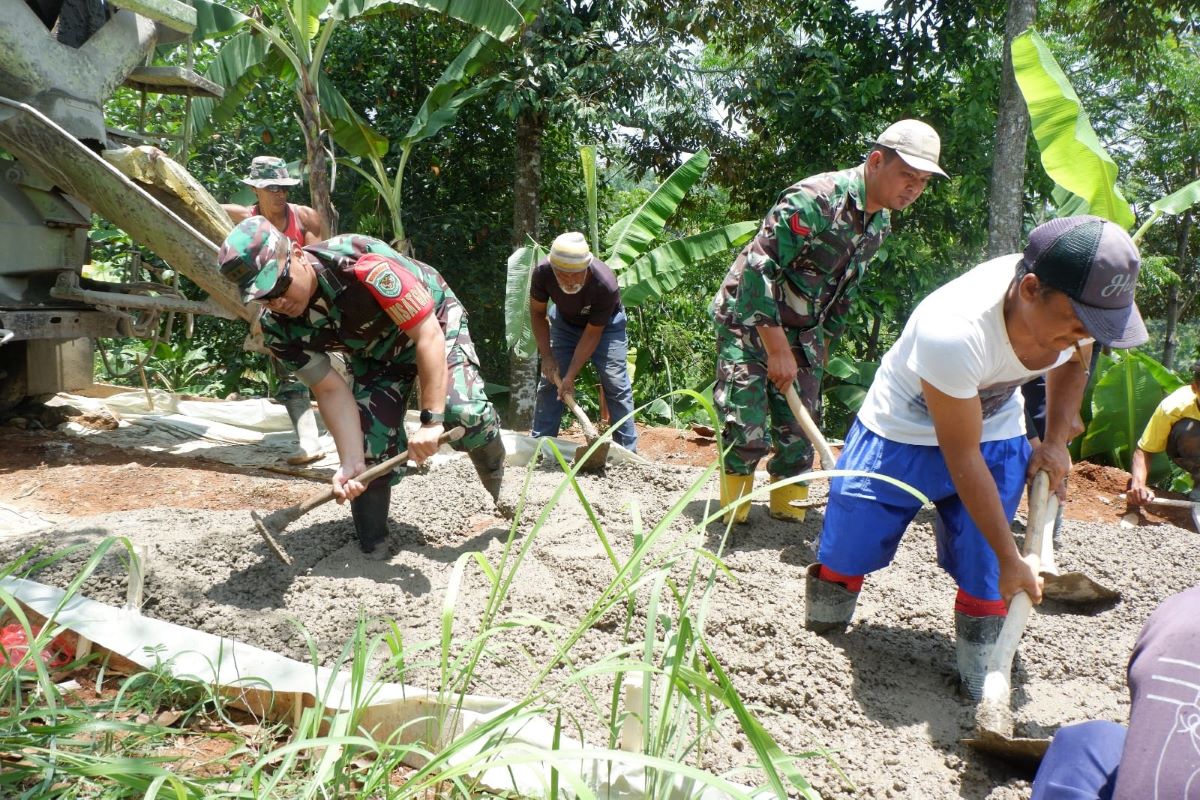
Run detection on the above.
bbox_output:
[1022,215,1147,348]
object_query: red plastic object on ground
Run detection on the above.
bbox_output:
[0,623,74,670]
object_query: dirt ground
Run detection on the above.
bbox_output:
[2,418,1197,799]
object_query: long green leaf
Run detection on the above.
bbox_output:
[188,0,248,38]
[1150,177,1200,216]
[505,243,543,357]
[1080,352,1165,466]
[403,78,498,147]
[316,72,389,157]
[328,0,524,41]
[605,150,711,271]
[402,32,506,146]
[580,145,600,255]
[188,30,274,136]
[619,221,756,308]
[1012,30,1135,228]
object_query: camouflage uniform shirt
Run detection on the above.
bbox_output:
[260,235,473,386]
[711,164,890,362]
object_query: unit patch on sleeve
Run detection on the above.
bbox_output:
[788,213,811,237]
[353,254,434,331]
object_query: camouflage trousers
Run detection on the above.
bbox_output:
[349,340,499,486]
[714,324,825,477]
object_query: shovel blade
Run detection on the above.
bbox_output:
[1192,504,1200,533]
[1042,571,1120,604]
[251,511,294,566]
[573,437,609,472]
[963,731,1050,768]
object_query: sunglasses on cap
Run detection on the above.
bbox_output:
[262,184,289,194]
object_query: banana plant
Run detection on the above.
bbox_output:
[1078,350,1184,473]
[1013,29,1200,236]
[186,0,523,233]
[337,25,517,248]
[505,147,756,358]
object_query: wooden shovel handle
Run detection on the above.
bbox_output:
[295,426,465,515]
[1144,497,1199,509]
[553,375,599,439]
[784,384,837,471]
[981,470,1050,691]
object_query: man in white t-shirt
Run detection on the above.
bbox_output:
[805,215,1147,700]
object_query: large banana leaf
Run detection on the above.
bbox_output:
[401,32,505,146]
[1150,177,1200,215]
[619,221,756,308]
[1080,351,1170,467]
[1133,177,1200,244]
[329,0,524,41]
[505,242,544,358]
[1051,184,1090,218]
[403,77,498,149]
[605,150,711,271]
[1012,30,1135,229]
[188,30,275,136]
[317,72,389,157]
[189,0,248,39]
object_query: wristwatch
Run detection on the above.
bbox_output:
[419,409,445,426]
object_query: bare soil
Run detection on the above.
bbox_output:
[2,420,1197,799]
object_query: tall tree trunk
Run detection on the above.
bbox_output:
[298,77,337,237]
[1164,211,1194,369]
[506,107,545,430]
[986,0,1037,258]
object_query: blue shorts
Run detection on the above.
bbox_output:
[816,420,1031,601]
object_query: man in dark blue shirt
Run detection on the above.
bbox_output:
[529,231,638,452]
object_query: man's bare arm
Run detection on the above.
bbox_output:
[922,379,1043,604]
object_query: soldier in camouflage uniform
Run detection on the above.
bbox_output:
[711,119,946,525]
[219,216,508,560]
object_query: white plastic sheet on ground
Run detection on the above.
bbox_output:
[2,576,753,800]
[51,389,648,473]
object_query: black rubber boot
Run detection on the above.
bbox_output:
[804,563,859,634]
[955,610,1005,702]
[468,436,513,517]
[350,476,392,560]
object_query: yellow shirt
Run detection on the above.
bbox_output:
[1138,385,1200,453]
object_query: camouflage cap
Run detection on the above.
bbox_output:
[242,156,301,188]
[218,216,292,303]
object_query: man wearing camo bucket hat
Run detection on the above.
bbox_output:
[218,217,512,560]
[221,156,327,245]
[221,156,329,466]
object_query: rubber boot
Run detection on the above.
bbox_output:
[469,436,514,518]
[804,564,859,633]
[955,610,1005,702]
[719,473,753,525]
[350,477,392,560]
[281,394,323,465]
[769,482,808,522]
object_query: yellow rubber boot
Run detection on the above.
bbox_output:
[769,482,809,522]
[719,473,754,525]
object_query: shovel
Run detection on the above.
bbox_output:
[1035,493,1120,604]
[251,426,465,565]
[1141,496,1200,532]
[964,471,1053,764]
[784,384,836,470]
[555,378,609,472]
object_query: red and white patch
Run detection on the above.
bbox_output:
[788,213,811,237]
[353,254,433,331]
